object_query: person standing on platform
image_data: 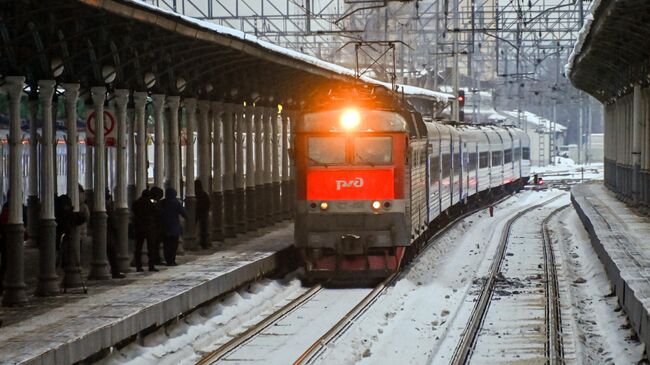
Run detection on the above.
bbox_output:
[132,189,159,272]
[55,194,85,268]
[78,185,90,244]
[194,180,211,249]
[106,191,125,278]
[149,187,164,265]
[160,188,186,266]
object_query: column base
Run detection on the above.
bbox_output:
[88,211,111,280]
[245,186,257,230]
[36,219,59,297]
[184,196,199,251]
[234,188,247,233]
[223,189,236,238]
[273,182,282,222]
[26,195,39,247]
[62,226,83,289]
[263,183,273,226]
[210,192,224,241]
[115,207,131,273]
[2,223,28,306]
[281,181,291,220]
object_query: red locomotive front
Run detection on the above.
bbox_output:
[295,107,409,284]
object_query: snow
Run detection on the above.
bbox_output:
[96,277,305,365]
[566,0,602,80]
[498,110,568,131]
[121,0,452,103]
[549,207,643,364]
[531,157,604,181]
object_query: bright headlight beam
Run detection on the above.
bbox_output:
[340,109,361,130]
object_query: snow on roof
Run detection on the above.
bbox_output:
[565,0,602,79]
[123,0,452,102]
[497,110,567,132]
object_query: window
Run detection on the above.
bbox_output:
[453,153,461,174]
[479,151,489,168]
[308,136,346,165]
[441,154,451,178]
[514,147,521,161]
[354,136,392,165]
[522,147,530,160]
[430,155,440,180]
[504,149,513,164]
[492,150,503,166]
[469,152,478,171]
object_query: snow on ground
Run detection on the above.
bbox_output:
[549,208,644,364]
[96,276,305,365]
[313,190,562,365]
[531,157,603,181]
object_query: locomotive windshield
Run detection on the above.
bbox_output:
[308,136,346,165]
[354,136,392,165]
[307,135,393,166]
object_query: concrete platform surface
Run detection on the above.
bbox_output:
[0,224,295,365]
[572,183,650,349]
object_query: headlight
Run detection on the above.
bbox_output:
[371,201,381,210]
[320,201,329,210]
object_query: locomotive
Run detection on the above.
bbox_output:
[294,86,531,284]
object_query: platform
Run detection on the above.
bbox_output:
[0,224,296,365]
[571,182,650,349]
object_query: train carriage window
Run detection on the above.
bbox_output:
[479,151,489,168]
[430,155,440,181]
[492,151,503,166]
[353,136,392,165]
[441,153,451,178]
[308,136,346,165]
[522,147,530,160]
[453,153,461,173]
[504,149,513,164]
[469,152,478,170]
[514,147,521,160]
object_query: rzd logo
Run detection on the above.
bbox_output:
[335,177,364,190]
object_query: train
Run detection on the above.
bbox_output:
[294,86,531,285]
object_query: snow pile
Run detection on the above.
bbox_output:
[550,208,643,363]
[96,277,303,365]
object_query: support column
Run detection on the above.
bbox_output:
[288,111,297,218]
[88,86,111,280]
[281,111,290,220]
[113,89,130,272]
[127,100,137,208]
[2,76,28,306]
[234,104,247,233]
[167,96,181,194]
[272,109,282,222]
[633,84,642,205]
[36,80,59,296]
[210,102,224,241]
[152,94,165,189]
[27,98,39,248]
[263,107,274,225]
[254,106,265,226]
[222,103,236,237]
[183,98,199,250]
[198,101,211,191]
[134,92,148,195]
[245,105,256,230]
[62,83,83,288]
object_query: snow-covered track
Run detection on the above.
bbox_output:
[543,204,570,365]
[449,194,564,365]
[195,284,324,365]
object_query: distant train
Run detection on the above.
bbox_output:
[294,87,531,284]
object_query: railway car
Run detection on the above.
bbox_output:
[294,87,530,284]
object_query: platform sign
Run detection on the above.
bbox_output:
[86,107,116,146]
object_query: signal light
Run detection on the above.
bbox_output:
[340,109,361,130]
[458,90,465,122]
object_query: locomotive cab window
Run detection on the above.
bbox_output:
[308,136,346,165]
[354,136,392,165]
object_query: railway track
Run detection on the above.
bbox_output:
[196,194,515,365]
[449,194,566,365]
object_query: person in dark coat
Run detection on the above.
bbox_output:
[106,191,125,278]
[132,189,159,272]
[194,180,211,249]
[55,194,86,268]
[149,186,164,265]
[159,188,186,266]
